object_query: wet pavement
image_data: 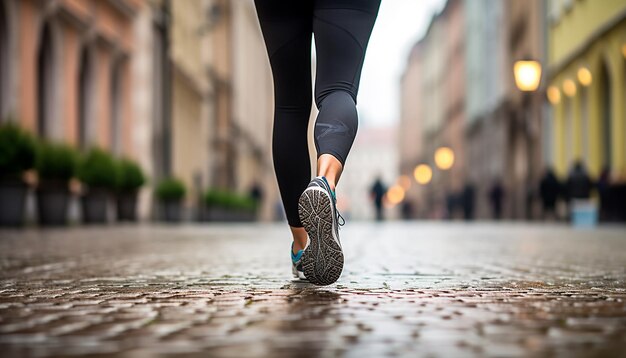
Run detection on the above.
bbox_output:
[0,222,625,357]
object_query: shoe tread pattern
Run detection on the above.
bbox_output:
[298,187,344,285]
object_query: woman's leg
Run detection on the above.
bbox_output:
[296,0,381,286]
[254,0,314,251]
[313,0,381,188]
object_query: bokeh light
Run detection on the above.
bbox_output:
[434,147,455,170]
[413,164,433,185]
[547,85,561,104]
[385,185,405,205]
[563,79,577,97]
[577,67,592,86]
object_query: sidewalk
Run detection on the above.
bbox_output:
[1,223,625,357]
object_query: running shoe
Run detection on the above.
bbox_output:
[298,176,345,285]
[291,242,306,280]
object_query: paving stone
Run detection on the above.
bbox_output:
[0,223,625,357]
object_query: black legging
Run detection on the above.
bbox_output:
[255,0,380,227]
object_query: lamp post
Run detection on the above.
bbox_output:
[513,60,542,220]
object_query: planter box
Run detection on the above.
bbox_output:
[200,207,256,222]
[117,191,138,222]
[0,179,28,227]
[82,188,110,224]
[160,200,182,223]
[37,181,70,226]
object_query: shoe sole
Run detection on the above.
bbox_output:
[298,187,344,285]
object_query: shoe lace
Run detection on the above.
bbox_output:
[336,209,345,227]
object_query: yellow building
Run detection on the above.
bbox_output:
[548,0,626,179]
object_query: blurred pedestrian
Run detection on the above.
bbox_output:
[567,161,593,200]
[370,177,386,221]
[488,179,504,220]
[539,167,561,220]
[401,200,414,220]
[255,0,381,285]
[249,182,264,218]
[597,166,611,221]
[462,182,475,221]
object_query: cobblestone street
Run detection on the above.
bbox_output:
[0,223,625,357]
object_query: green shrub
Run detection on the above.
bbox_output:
[203,189,256,211]
[77,148,119,189]
[0,122,36,179]
[36,141,78,181]
[155,178,186,201]
[117,158,146,192]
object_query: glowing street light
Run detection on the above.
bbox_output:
[434,147,454,170]
[547,85,561,104]
[386,185,405,205]
[563,79,577,97]
[413,164,433,185]
[577,67,592,86]
[513,60,542,92]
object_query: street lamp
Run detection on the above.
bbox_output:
[513,59,542,220]
[434,147,454,170]
[413,164,433,185]
[514,60,542,92]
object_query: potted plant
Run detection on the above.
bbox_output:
[116,158,146,221]
[202,189,257,222]
[77,148,119,224]
[0,122,36,226]
[35,141,78,226]
[155,178,186,222]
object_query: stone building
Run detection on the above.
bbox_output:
[338,125,399,221]
[397,0,466,219]
[463,0,509,219]
[504,0,547,219]
[204,0,276,220]
[0,0,277,221]
[0,0,141,151]
[547,0,626,180]
[398,42,425,217]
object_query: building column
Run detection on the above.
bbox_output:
[609,46,625,173]
[553,97,566,177]
[96,43,112,149]
[588,61,603,178]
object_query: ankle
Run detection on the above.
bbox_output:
[292,239,306,254]
[321,175,336,191]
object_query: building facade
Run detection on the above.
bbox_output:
[398,42,425,217]
[0,0,277,221]
[338,125,399,220]
[464,0,509,219]
[547,0,626,181]
[0,0,140,151]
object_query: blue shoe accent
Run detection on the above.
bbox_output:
[291,243,304,264]
[320,176,336,201]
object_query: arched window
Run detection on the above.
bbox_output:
[598,61,612,169]
[78,46,93,150]
[36,22,55,138]
[110,57,123,155]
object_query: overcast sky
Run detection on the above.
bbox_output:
[357,0,447,128]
